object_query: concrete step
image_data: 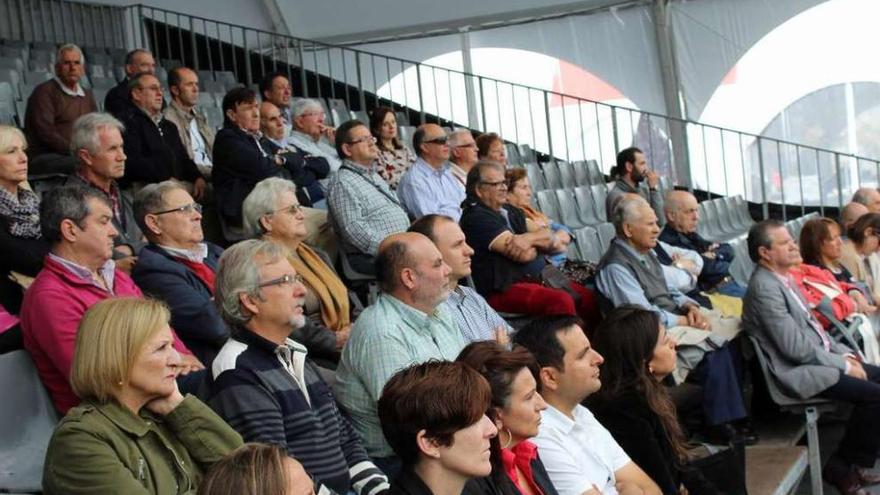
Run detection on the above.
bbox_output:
[747,445,808,495]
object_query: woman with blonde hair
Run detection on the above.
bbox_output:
[197,443,315,495]
[42,297,242,494]
[0,125,49,316]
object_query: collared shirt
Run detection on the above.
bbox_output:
[288,130,342,172]
[334,293,467,458]
[188,118,212,168]
[48,253,116,292]
[158,243,209,263]
[326,159,411,256]
[76,172,124,230]
[532,404,631,495]
[53,77,85,97]
[443,284,512,343]
[396,157,465,221]
[449,162,468,189]
[275,337,312,405]
[596,239,697,328]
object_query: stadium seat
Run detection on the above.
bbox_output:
[216,71,237,86]
[519,144,537,163]
[731,195,755,232]
[350,110,368,123]
[554,189,586,229]
[541,161,562,190]
[197,69,214,82]
[23,70,50,85]
[327,98,349,117]
[198,92,216,108]
[0,57,24,73]
[0,351,59,493]
[573,226,602,263]
[585,159,605,184]
[572,160,591,186]
[395,111,410,126]
[397,125,416,149]
[524,163,546,191]
[535,190,561,223]
[505,143,522,166]
[590,184,608,222]
[596,222,616,252]
[204,107,224,130]
[556,161,576,189]
[573,186,603,226]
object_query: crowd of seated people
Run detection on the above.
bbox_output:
[8,40,880,495]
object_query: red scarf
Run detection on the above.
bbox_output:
[501,440,544,495]
[176,258,216,295]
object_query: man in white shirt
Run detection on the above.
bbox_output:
[513,315,661,495]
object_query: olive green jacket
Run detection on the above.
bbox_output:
[42,394,243,494]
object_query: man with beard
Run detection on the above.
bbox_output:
[208,239,389,495]
[334,232,467,474]
[606,147,663,222]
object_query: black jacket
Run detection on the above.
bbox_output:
[0,216,49,313]
[119,108,201,186]
[104,78,135,120]
[264,139,330,206]
[587,391,719,495]
[389,469,436,495]
[463,455,558,495]
[212,125,285,226]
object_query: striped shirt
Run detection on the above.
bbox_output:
[209,327,388,495]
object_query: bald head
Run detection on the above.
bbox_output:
[852,187,880,213]
[375,232,451,312]
[841,202,870,232]
[664,190,700,234]
[260,101,285,141]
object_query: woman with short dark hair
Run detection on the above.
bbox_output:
[379,360,497,495]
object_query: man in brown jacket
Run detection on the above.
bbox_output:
[24,43,97,178]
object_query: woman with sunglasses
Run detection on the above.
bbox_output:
[242,177,352,364]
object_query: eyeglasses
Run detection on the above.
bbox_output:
[271,203,303,216]
[480,180,507,189]
[256,273,304,289]
[348,135,377,146]
[424,136,448,145]
[153,202,203,216]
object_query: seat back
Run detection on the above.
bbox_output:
[519,144,537,163]
[535,190,561,223]
[586,159,605,184]
[554,189,585,228]
[743,335,832,410]
[572,160,591,186]
[574,186,602,225]
[574,226,602,263]
[525,163,546,191]
[590,184,608,222]
[596,222,616,252]
[505,143,523,166]
[0,351,59,492]
[541,162,562,190]
[556,161,576,189]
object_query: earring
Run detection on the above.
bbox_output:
[501,427,513,449]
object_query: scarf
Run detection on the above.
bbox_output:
[288,243,350,332]
[500,440,544,495]
[0,187,41,239]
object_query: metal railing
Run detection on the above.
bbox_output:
[4,0,879,219]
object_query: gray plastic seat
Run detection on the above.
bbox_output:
[728,196,754,232]
[572,160,591,186]
[397,125,416,149]
[395,111,410,126]
[596,222,616,252]
[700,200,725,239]
[327,98,349,117]
[350,110,368,123]
[554,189,586,229]
[574,226,603,263]
[0,351,59,493]
[556,161,576,189]
[197,69,215,82]
[505,143,522,166]
[590,184,608,222]
[535,190,561,223]
[573,186,603,225]
[713,198,737,237]
[586,159,605,184]
[216,71,237,86]
[198,92,216,108]
[23,70,50,85]
[525,163,546,191]
[519,144,537,163]
[541,162,562,190]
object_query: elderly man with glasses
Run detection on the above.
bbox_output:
[396,124,466,221]
[287,98,342,173]
[130,180,227,366]
[207,239,389,495]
